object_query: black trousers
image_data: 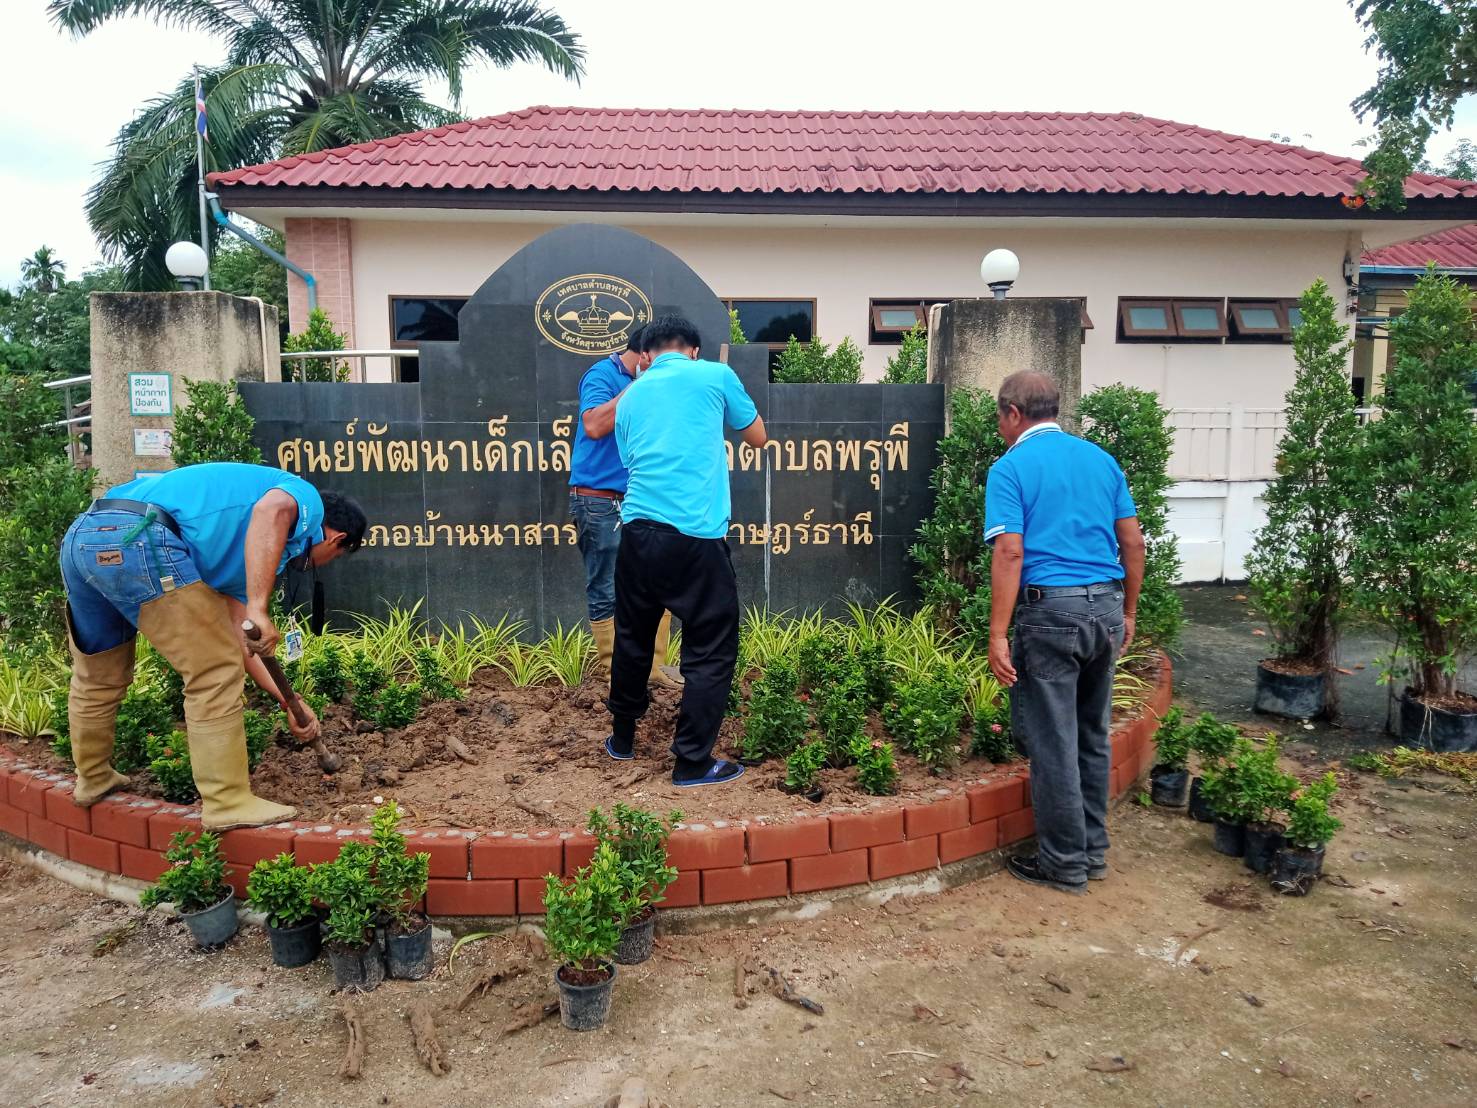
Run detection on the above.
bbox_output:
[608,519,740,772]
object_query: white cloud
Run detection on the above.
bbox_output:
[2,0,1471,287]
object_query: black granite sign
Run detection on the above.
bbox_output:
[240,224,944,635]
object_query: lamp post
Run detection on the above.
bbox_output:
[165,241,209,291]
[980,248,1020,300]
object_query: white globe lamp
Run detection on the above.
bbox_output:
[980,248,1020,300]
[165,241,209,290]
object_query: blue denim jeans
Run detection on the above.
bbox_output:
[570,492,622,622]
[1010,583,1125,883]
[60,509,202,653]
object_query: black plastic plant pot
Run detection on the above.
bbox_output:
[266,916,322,968]
[1271,844,1325,896]
[386,919,434,980]
[1149,766,1190,808]
[327,941,385,992]
[615,907,656,966]
[1399,691,1477,753]
[738,756,765,768]
[1187,777,1215,823]
[1253,663,1326,720]
[1243,821,1286,875]
[1212,818,1246,857]
[180,890,238,949]
[556,961,616,1031]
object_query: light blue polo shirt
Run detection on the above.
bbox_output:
[615,351,759,539]
[569,353,634,493]
[983,422,1136,586]
[107,463,324,602]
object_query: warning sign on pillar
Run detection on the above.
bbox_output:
[133,428,172,457]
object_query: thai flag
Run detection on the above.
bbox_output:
[195,76,207,141]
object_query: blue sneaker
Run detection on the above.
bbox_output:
[604,736,634,761]
[672,759,745,788]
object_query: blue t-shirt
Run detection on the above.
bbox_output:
[615,351,759,539]
[107,463,324,603]
[983,423,1137,586]
[569,354,634,493]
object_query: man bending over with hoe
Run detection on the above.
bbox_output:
[60,462,366,830]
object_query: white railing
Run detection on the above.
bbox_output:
[279,349,414,383]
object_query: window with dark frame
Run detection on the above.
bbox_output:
[867,297,1091,344]
[389,295,468,383]
[1227,299,1291,341]
[722,298,817,368]
[1117,297,1230,341]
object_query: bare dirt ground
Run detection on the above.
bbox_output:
[2,762,1474,1108]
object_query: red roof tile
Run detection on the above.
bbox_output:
[209,105,1477,202]
[1362,224,1477,268]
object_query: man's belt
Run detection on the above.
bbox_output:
[1022,581,1120,603]
[90,498,183,539]
[572,486,622,500]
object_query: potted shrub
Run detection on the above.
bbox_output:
[783,741,828,802]
[309,841,385,991]
[1238,739,1299,876]
[246,852,321,968]
[1272,772,1343,896]
[1148,708,1191,807]
[141,830,237,948]
[586,804,681,966]
[370,801,433,980]
[1199,738,1262,857]
[543,841,624,1031]
[1246,279,1361,721]
[1186,713,1238,823]
[1352,269,1477,752]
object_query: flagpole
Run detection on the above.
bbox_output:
[194,66,211,290]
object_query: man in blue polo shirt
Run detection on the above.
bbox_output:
[59,463,366,830]
[984,371,1145,894]
[605,315,767,786]
[569,328,678,686]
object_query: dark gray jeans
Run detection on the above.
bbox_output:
[1010,583,1125,883]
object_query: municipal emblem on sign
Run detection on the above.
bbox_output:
[535,273,652,355]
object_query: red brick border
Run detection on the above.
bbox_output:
[0,656,1171,917]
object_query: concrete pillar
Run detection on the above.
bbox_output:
[284,216,356,340]
[927,298,1083,428]
[89,291,281,489]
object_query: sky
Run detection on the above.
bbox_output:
[3,0,1475,288]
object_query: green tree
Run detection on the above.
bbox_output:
[1245,280,1362,705]
[170,379,263,466]
[881,322,928,384]
[283,307,350,382]
[210,225,288,327]
[1351,267,1477,702]
[728,309,747,345]
[1,257,125,376]
[48,0,586,290]
[0,457,95,651]
[773,336,864,384]
[1078,385,1183,649]
[1349,0,1477,208]
[20,247,66,294]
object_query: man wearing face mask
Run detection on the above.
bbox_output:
[59,462,367,829]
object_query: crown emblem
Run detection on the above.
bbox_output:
[576,295,611,334]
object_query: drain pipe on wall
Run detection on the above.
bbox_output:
[207,194,317,314]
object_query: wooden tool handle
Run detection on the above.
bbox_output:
[241,620,312,728]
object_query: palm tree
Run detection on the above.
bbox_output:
[49,0,585,290]
[20,247,66,294]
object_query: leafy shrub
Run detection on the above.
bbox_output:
[855,639,893,709]
[140,830,229,914]
[1150,707,1191,772]
[1187,712,1239,764]
[347,649,388,701]
[970,693,1019,763]
[361,681,421,731]
[1239,738,1299,825]
[246,852,316,929]
[0,371,66,479]
[305,640,349,703]
[242,708,275,772]
[414,644,461,702]
[796,628,851,691]
[1245,279,1361,689]
[586,804,680,916]
[309,841,380,948]
[1286,772,1342,848]
[1352,269,1477,701]
[885,669,967,772]
[910,388,1007,645]
[113,685,175,774]
[0,456,94,648]
[813,680,867,767]
[851,736,899,796]
[48,686,71,762]
[728,308,747,345]
[146,729,196,804]
[773,336,864,384]
[881,322,928,384]
[169,380,263,466]
[542,841,625,972]
[1078,384,1183,649]
[1200,737,1291,824]
[784,741,827,793]
[282,307,350,383]
[370,800,429,930]
[741,659,809,762]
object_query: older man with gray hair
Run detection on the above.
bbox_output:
[984,371,1146,895]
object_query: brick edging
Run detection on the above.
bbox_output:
[0,655,1172,915]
